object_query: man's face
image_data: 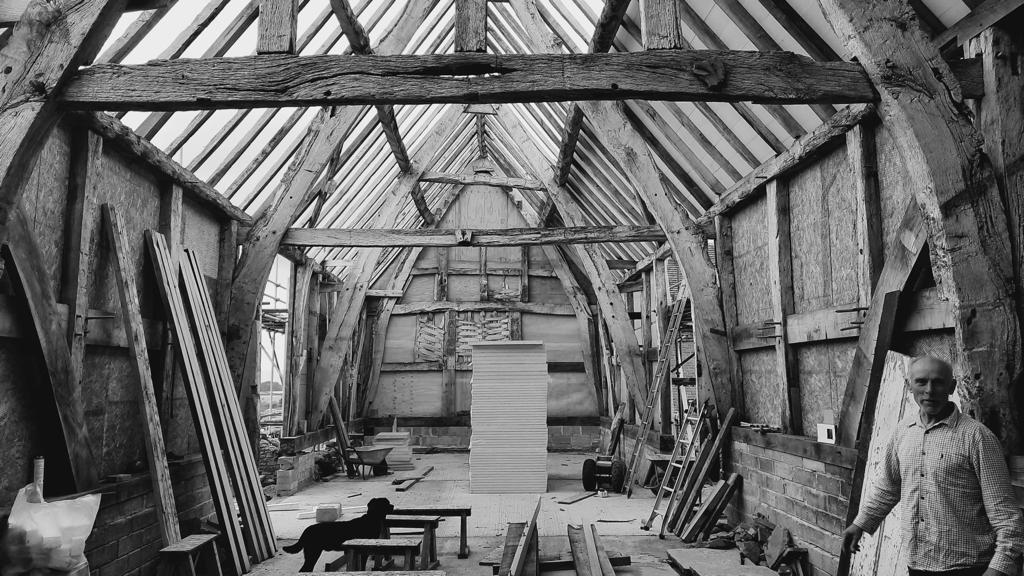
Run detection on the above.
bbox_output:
[907,358,955,417]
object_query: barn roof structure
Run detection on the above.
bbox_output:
[1,2,1023,575]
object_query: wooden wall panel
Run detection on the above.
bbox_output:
[789,144,859,313]
[521,313,584,362]
[485,275,522,300]
[739,348,783,427]
[19,125,71,297]
[730,197,772,324]
[795,340,856,434]
[372,371,444,417]
[548,372,597,416]
[456,369,472,413]
[181,196,222,279]
[528,277,571,304]
[381,315,417,362]
[402,275,436,302]
[449,274,484,301]
[874,123,916,252]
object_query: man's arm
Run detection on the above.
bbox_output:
[852,431,902,535]
[973,428,1023,576]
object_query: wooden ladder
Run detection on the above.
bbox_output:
[622,298,688,497]
[640,400,708,531]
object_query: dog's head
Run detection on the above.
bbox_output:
[366,497,394,518]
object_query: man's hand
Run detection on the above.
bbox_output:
[842,524,864,555]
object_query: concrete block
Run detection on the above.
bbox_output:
[802,457,825,471]
[277,469,298,485]
[316,504,343,522]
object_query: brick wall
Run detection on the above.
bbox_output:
[729,441,853,576]
[84,455,214,576]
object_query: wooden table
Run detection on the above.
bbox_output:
[390,505,472,558]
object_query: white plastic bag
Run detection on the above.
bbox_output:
[5,484,100,572]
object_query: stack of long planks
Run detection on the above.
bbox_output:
[146,232,276,572]
[663,408,739,542]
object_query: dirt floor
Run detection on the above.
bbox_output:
[251,452,696,576]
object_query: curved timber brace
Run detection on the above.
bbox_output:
[820,0,1023,448]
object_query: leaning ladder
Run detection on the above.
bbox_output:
[640,400,708,531]
[622,298,688,497]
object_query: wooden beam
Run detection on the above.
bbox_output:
[62,129,102,436]
[102,204,181,546]
[257,0,297,54]
[3,208,98,489]
[62,50,901,111]
[934,0,1024,49]
[552,0,632,185]
[823,0,1024,448]
[284,263,313,436]
[640,0,681,49]
[419,170,546,190]
[280,225,665,247]
[835,205,927,447]
[392,301,576,316]
[752,0,841,61]
[224,0,437,405]
[765,180,801,435]
[847,124,884,304]
[0,0,161,24]
[0,0,124,227]
[456,0,487,52]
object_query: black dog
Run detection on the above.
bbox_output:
[282,497,394,571]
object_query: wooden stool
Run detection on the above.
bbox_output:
[342,538,422,571]
[391,505,472,558]
[157,534,222,576]
[385,515,442,569]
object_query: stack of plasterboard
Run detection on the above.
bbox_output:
[373,432,415,471]
[470,342,549,493]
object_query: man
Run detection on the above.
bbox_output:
[843,356,1023,576]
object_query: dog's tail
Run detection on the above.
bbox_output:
[282,542,302,554]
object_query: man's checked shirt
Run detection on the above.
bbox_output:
[853,406,1024,573]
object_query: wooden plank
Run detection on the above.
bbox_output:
[716,218,746,418]
[285,263,313,435]
[567,524,594,576]
[847,124,883,305]
[0,0,124,227]
[258,0,297,54]
[640,0,681,49]
[182,250,276,559]
[62,50,895,111]
[671,408,735,536]
[934,0,1024,49]
[3,208,98,490]
[505,498,542,576]
[392,301,575,315]
[101,205,181,546]
[419,171,546,190]
[589,525,616,576]
[834,212,927,447]
[680,479,727,542]
[144,232,248,575]
[280,225,667,247]
[62,129,102,442]
[765,180,801,435]
[731,426,857,469]
[557,492,597,505]
[455,0,487,53]
[823,0,1023,450]
[582,522,603,576]
[216,220,237,328]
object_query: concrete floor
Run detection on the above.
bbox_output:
[251,452,688,576]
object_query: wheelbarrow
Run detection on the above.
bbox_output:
[346,446,393,480]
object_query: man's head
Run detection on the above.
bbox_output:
[906,356,955,417]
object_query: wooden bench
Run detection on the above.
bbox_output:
[157,534,222,576]
[342,538,422,571]
[385,515,442,569]
[390,505,472,558]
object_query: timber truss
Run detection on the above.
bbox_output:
[2,0,1021,432]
